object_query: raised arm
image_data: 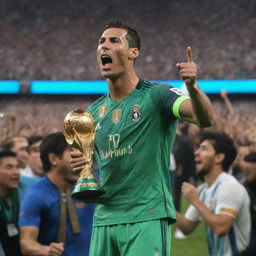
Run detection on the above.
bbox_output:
[176,47,215,127]
[220,89,234,114]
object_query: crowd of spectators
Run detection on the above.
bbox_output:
[212,98,256,148]
[0,95,95,142]
[0,94,255,150]
[1,1,256,254]
[1,0,256,80]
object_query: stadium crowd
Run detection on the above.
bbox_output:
[1,94,255,150]
[1,0,256,255]
[0,0,256,80]
[0,92,256,255]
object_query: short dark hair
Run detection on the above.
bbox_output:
[104,19,141,50]
[40,132,68,172]
[200,132,237,172]
[28,135,44,146]
[244,152,256,163]
[0,151,17,164]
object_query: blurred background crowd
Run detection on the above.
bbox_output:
[1,93,256,151]
[0,0,256,80]
[1,0,256,255]
[0,0,255,148]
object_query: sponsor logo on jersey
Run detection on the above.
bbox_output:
[98,104,107,118]
[100,133,133,160]
[169,87,184,96]
[131,104,141,122]
[112,109,122,124]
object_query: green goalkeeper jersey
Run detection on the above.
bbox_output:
[87,79,188,226]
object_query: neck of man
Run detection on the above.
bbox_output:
[108,71,139,101]
[0,186,12,199]
[204,166,223,187]
[47,171,71,192]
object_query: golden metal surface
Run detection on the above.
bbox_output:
[63,109,95,179]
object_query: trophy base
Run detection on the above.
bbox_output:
[71,178,105,203]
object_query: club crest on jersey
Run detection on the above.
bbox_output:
[112,109,122,124]
[98,104,107,118]
[131,104,141,122]
[169,87,184,96]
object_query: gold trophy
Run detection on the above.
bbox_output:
[63,109,104,202]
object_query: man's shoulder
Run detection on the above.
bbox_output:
[218,173,248,194]
[87,94,108,113]
[139,80,185,102]
[219,173,239,185]
[138,79,171,91]
[20,175,40,186]
[24,177,54,195]
[21,178,57,208]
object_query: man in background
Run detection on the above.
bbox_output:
[2,136,31,177]
[0,151,22,255]
[19,132,94,256]
[176,132,250,256]
[2,136,42,198]
[27,135,44,177]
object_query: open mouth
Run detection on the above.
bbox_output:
[101,55,112,66]
[195,160,201,165]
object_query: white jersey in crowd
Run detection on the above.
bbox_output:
[185,172,251,256]
[20,165,35,177]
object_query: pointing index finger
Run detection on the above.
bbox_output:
[186,46,193,63]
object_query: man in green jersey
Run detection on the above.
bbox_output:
[70,19,215,256]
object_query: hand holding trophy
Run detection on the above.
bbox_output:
[63,109,104,203]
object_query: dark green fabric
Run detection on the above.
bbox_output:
[0,189,19,224]
[87,80,184,226]
[89,219,171,256]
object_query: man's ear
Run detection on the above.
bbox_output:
[48,153,58,167]
[215,153,225,165]
[129,48,140,60]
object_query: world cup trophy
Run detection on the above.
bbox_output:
[63,109,104,202]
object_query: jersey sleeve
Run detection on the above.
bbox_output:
[215,182,247,218]
[19,189,46,227]
[185,204,201,222]
[151,84,189,119]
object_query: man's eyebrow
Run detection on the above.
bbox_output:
[100,35,120,39]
